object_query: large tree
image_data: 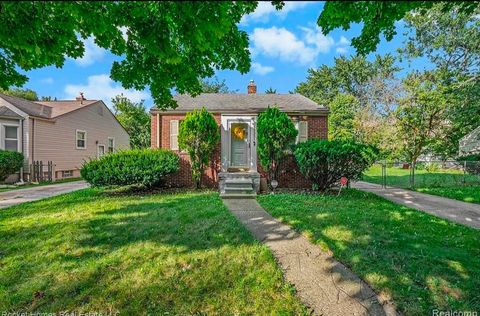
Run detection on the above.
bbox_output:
[112,95,150,149]
[317,1,479,55]
[201,76,236,94]
[0,1,258,108]
[399,3,480,158]
[295,55,400,156]
[395,71,451,163]
[0,88,38,101]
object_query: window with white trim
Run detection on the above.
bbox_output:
[62,170,73,178]
[76,130,86,149]
[4,125,19,152]
[170,120,179,150]
[296,121,308,144]
[108,137,115,153]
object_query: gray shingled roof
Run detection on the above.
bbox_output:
[0,106,22,119]
[0,93,52,118]
[153,93,327,114]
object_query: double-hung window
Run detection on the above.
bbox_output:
[108,137,115,153]
[295,121,308,144]
[3,125,19,151]
[76,130,86,149]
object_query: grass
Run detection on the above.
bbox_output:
[416,187,480,204]
[363,165,480,203]
[258,190,480,316]
[0,177,83,193]
[0,189,306,314]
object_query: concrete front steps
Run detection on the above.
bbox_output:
[219,171,260,199]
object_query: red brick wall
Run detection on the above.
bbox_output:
[154,113,221,188]
[150,113,328,189]
[150,113,158,148]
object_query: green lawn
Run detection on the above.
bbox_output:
[363,165,480,203]
[0,189,306,314]
[416,186,480,204]
[258,190,480,316]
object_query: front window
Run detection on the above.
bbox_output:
[76,130,86,149]
[108,138,114,153]
[4,126,19,152]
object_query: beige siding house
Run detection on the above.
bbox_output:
[0,93,129,182]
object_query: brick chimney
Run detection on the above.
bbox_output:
[76,92,86,104]
[247,80,257,94]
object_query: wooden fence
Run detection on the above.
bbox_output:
[30,161,54,182]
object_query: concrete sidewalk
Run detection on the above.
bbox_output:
[223,198,397,316]
[0,181,88,209]
[353,181,480,229]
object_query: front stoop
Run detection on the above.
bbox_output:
[219,171,260,199]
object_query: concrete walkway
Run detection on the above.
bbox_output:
[223,198,397,316]
[353,181,480,229]
[0,181,88,209]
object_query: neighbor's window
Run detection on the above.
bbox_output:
[62,170,73,178]
[4,125,19,152]
[76,130,86,149]
[108,137,115,153]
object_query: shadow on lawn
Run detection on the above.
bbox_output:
[260,191,480,314]
[0,191,268,313]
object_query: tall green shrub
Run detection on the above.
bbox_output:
[294,140,377,191]
[0,150,24,182]
[257,106,298,186]
[81,149,179,187]
[178,107,220,189]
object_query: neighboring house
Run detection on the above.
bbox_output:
[0,93,129,182]
[459,126,480,156]
[150,80,329,194]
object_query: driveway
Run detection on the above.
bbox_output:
[0,181,89,209]
[353,181,480,229]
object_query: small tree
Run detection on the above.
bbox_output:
[257,106,298,187]
[179,107,220,189]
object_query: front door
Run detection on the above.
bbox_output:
[230,122,249,167]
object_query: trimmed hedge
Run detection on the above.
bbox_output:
[294,139,377,191]
[81,149,179,187]
[0,150,24,182]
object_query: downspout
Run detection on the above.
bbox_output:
[19,118,25,183]
[31,117,35,164]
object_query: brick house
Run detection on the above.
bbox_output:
[150,80,329,195]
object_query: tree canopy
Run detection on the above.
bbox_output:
[201,76,236,94]
[317,1,479,55]
[0,88,39,101]
[112,94,151,149]
[0,1,257,108]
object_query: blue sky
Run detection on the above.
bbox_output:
[20,1,431,108]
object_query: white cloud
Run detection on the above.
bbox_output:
[241,1,311,24]
[64,74,149,105]
[250,26,335,65]
[338,36,350,46]
[40,77,54,84]
[73,37,106,67]
[301,26,335,53]
[251,62,274,75]
[335,36,350,55]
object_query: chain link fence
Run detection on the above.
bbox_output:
[362,160,480,189]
